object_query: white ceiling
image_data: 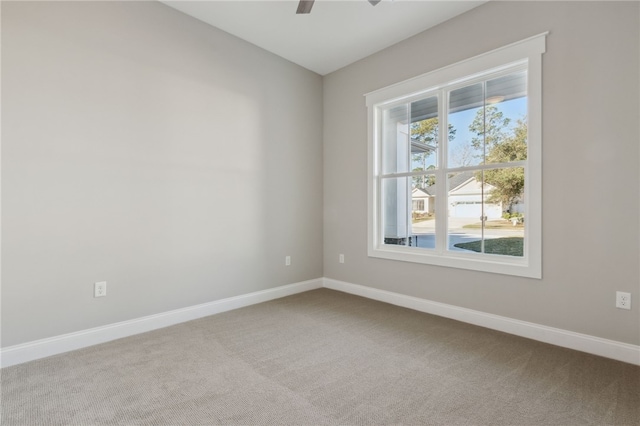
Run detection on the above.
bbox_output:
[161,0,486,75]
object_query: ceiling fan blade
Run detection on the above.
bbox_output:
[296,0,315,14]
[368,0,382,5]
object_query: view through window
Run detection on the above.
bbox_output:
[367,34,545,278]
[383,70,527,256]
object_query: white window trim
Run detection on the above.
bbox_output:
[366,33,546,279]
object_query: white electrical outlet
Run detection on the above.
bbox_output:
[616,291,631,310]
[94,281,107,298]
[339,254,345,264]
[285,256,291,266]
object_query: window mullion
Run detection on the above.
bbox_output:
[446,161,527,173]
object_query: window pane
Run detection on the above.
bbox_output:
[448,168,525,257]
[448,72,528,168]
[382,104,409,174]
[446,171,484,252]
[485,72,528,165]
[448,83,484,168]
[382,177,410,246]
[410,96,439,171]
[411,175,436,249]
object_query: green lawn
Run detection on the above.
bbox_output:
[454,237,523,257]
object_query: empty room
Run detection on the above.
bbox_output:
[1,0,639,424]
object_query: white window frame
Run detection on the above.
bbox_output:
[366,33,546,279]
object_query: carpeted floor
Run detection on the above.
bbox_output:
[1,288,639,425]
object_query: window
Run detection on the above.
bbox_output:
[366,34,546,278]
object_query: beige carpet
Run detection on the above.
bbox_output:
[1,288,639,425]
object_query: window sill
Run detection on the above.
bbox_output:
[368,245,541,279]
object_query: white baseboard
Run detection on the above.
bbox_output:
[4,277,638,368]
[0,278,323,368]
[323,278,640,366]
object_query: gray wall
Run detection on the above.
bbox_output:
[2,1,323,347]
[2,1,638,351]
[323,1,640,345]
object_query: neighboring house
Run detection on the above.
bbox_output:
[412,171,508,219]
[411,187,434,214]
[447,173,502,219]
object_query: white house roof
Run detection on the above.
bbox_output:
[423,170,475,195]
